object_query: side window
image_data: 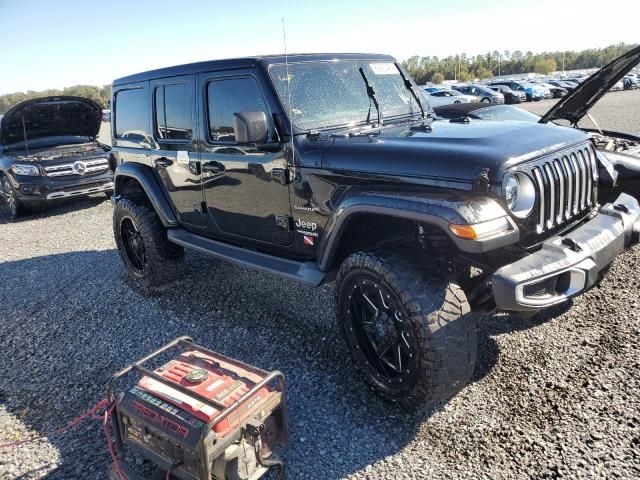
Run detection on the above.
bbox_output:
[115,88,147,139]
[154,83,192,140]
[207,77,271,143]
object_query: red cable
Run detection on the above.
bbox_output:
[0,399,109,449]
[0,399,129,480]
[102,401,128,480]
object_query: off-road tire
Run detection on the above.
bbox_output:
[335,251,477,410]
[113,197,183,287]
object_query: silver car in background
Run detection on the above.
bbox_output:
[452,84,505,103]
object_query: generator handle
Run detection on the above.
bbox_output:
[206,370,286,433]
[106,336,194,403]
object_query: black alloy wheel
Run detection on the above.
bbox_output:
[119,216,146,273]
[345,274,417,385]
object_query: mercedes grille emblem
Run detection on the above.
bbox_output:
[73,161,87,175]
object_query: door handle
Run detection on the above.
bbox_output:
[201,162,224,173]
[154,157,173,168]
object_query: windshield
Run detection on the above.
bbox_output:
[269,60,420,130]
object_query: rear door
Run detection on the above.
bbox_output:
[196,70,293,246]
[149,75,205,227]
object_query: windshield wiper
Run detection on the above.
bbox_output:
[358,67,383,127]
[395,64,425,120]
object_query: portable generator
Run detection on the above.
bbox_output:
[106,337,289,480]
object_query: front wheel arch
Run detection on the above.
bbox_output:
[114,163,178,228]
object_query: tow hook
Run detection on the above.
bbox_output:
[561,238,581,252]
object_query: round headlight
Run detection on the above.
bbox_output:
[503,172,535,218]
[504,175,519,209]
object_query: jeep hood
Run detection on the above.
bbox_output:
[321,119,588,186]
[0,96,102,147]
[539,45,640,124]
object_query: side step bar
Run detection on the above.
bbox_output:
[167,228,327,286]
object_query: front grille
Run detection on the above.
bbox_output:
[524,143,598,234]
[44,157,109,178]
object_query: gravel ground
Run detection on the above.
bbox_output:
[1,94,640,479]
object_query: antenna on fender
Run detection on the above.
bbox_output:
[281,17,296,181]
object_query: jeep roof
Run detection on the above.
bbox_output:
[113,53,396,86]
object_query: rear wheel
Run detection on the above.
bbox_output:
[113,197,183,287]
[335,252,477,410]
[1,175,27,218]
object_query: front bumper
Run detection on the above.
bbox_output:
[45,180,113,199]
[492,193,640,311]
[10,172,113,203]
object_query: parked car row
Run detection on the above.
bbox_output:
[426,70,640,109]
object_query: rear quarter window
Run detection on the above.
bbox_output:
[114,87,149,142]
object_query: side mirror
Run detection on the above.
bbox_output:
[233,111,268,144]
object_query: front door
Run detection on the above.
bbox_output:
[197,72,292,246]
[149,75,204,227]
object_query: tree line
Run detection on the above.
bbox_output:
[402,43,638,85]
[0,85,111,114]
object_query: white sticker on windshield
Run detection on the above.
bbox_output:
[369,63,397,75]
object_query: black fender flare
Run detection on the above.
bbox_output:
[113,162,178,227]
[316,191,518,271]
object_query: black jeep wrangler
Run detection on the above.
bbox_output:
[110,53,640,409]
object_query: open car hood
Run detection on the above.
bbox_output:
[539,45,640,125]
[0,96,102,147]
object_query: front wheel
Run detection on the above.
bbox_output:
[113,197,184,287]
[335,252,477,410]
[1,175,27,218]
[481,98,491,103]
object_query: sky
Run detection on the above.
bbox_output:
[0,0,637,95]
